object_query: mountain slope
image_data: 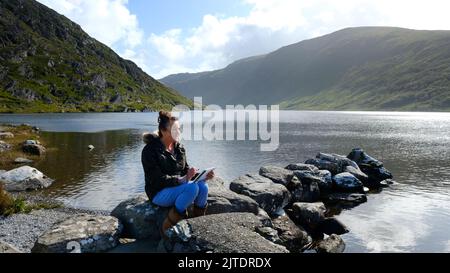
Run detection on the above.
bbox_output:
[161,27,450,111]
[0,0,192,113]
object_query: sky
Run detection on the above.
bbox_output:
[37,0,450,79]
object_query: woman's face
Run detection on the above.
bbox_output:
[162,120,181,142]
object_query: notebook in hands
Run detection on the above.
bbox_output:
[191,167,216,183]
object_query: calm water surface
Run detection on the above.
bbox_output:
[0,111,449,253]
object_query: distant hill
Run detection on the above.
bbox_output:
[161,27,450,111]
[0,0,192,113]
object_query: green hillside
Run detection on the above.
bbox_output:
[0,0,192,113]
[162,27,450,111]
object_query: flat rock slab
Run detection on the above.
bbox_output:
[259,165,296,186]
[0,166,54,192]
[111,193,169,240]
[32,214,122,253]
[230,174,291,216]
[166,213,289,253]
[207,181,260,215]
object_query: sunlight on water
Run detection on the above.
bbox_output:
[0,111,449,252]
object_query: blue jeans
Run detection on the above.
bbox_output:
[152,180,209,214]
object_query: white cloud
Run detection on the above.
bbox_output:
[147,0,450,78]
[38,0,450,79]
[37,0,143,48]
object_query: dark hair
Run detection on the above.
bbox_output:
[158,111,178,137]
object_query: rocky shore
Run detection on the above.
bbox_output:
[0,124,395,253]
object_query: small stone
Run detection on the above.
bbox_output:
[14,157,34,164]
[0,132,14,139]
[316,234,346,253]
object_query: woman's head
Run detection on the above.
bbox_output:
[158,111,180,142]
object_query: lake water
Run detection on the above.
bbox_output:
[1,111,449,253]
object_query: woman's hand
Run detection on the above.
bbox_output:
[186,167,198,181]
[206,170,215,181]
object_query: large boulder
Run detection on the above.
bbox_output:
[344,166,368,184]
[259,165,296,186]
[347,148,393,187]
[110,193,169,240]
[317,152,360,171]
[0,166,54,192]
[315,234,346,253]
[207,178,260,215]
[316,218,349,235]
[291,171,321,202]
[347,148,383,167]
[290,202,326,228]
[165,213,289,253]
[305,158,339,175]
[333,172,364,193]
[22,140,46,156]
[31,214,122,253]
[285,163,319,173]
[0,141,11,152]
[230,174,291,216]
[272,215,312,252]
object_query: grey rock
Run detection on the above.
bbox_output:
[323,193,367,205]
[255,226,282,244]
[0,240,21,253]
[0,166,54,192]
[31,214,122,253]
[0,132,14,139]
[347,148,383,168]
[344,165,369,183]
[317,170,333,192]
[272,215,312,252]
[316,218,349,235]
[0,141,12,152]
[317,152,360,171]
[291,202,326,227]
[165,213,289,253]
[207,178,259,215]
[291,171,321,202]
[110,193,169,240]
[23,143,46,156]
[14,157,34,164]
[285,163,319,173]
[333,172,364,192]
[380,179,396,187]
[230,174,291,216]
[259,165,296,186]
[305,158,340,174]
[347,148,393,187]
[316,234,345,253]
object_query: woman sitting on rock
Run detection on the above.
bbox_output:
[141,111,214,237]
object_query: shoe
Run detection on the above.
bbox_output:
[161,207,187,239]
[192,204,208,218]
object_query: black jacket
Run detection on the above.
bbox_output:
[141,132,190,200]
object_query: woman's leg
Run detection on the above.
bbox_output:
[194,180,209,208]
[152,182,199,213]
